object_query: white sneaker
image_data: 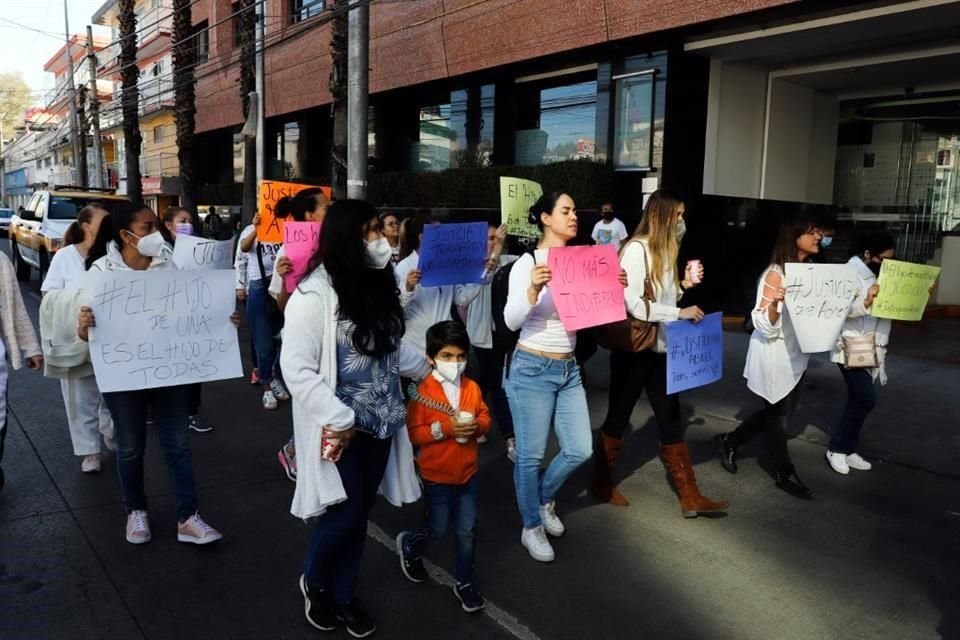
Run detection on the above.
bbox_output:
[521,526,555,563]
[125,510,152,545]
[826,450,850,475]
[177,513,223,545]
[506,437,517,464]
[539,501,565,537]
[263,390,279,410]
[269,379,291,402]
[81,454,101,473]
[846,453,873,471]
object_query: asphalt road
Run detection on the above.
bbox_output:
[1,242,958,640]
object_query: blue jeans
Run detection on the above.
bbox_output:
[304,431,392,605]
[504,350,592,529]
[403,476,479,583]
[473,346,514,439]
[246,279,281,385]
[103,385,198,522]
[831,366,877,454]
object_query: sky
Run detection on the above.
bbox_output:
[0,0,111,106]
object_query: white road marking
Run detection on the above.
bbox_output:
[367,522,542,640]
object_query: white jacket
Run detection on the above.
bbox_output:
[39,288,92,378]
[89,241,175,273]
[620,238,682,354]
[830,256,892,384]
[281,266,431,521]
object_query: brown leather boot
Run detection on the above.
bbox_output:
[660,442,729,518]
[591,433,629,507]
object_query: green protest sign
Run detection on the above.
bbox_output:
[500,177,542,238]
[871,259,941,321]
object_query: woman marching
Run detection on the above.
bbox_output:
[40,203,116,473]
[77,202,226,545]
[715,212,823,498]
[592,190,728,517]
[503,192,608,563]
[282,199,429,637]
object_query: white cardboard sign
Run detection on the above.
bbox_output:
[783,263,858,353]
[172,235,235,270]
[86,269,243,392]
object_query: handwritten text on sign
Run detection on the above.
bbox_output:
[418,222,489,287]
[871,259,941,321]
[86,270,243,392]
[172,235,235,270]
[257,181,331,243]
[665,312,723,395]
[499,177,542,238]
[548,244,626,332]
[784,263,858,353]
[283,221,322,292]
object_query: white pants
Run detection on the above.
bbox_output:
[61,375,114,456]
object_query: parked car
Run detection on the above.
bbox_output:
[10,188,128,282]
[0,208,13,235]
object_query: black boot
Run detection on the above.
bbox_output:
[715,433,738,474]
[775,469,812,499]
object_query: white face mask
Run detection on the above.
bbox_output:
[126,229,167,258]
[365,236,392,269]
[435,360,466,383]
[676,218,687,241]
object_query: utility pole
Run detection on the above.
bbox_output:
[62,0,87,186]
[254,0,265,186]
[86,25,104,189]
[346,0,369,199]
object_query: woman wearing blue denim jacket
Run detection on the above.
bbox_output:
[503,191,621,563]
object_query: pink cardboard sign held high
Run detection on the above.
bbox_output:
[547,244,626,332]
[283,222,322,293]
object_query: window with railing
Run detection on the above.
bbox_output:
[290,0,324,24]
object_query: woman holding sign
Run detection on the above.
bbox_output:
[281,199,429,637]
[78,202,225,545]
[503,191,595,563]
[594,190,728,517]
[715,213,823,499]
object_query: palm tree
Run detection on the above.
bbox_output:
[118,0,142,202]
[329,0,348,199]
[239,0,256,226]
[172,0,197,213]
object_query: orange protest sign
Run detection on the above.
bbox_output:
[256,181,332,243]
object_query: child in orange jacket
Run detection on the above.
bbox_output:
[396,321,491,613]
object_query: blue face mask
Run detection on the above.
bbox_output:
[820,236,833,248]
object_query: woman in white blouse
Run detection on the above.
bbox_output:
[503,192,622,563]
[715,213,823,499]
[593,190,728,517]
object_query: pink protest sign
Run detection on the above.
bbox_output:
[283,222,322,293]
[548,244,626,331]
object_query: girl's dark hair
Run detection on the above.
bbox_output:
[290,189,326,222]
[305,199,403,357]
[527,191,569,231]
[64,202,107,246]
[425,321,470,360]
[853,231,895,259]
[86,201,154,270]
[398,215,437,259]
[769,210,818,269]
[159,206,193,244]
[275,196,294,220]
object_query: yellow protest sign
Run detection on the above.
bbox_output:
[257,181,331,243]
[500,177,542,238]
[870,259,941,321]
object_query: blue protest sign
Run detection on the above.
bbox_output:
[665,312,723,395]
[418,222,488,287]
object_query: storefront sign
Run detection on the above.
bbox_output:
[548,244,626,331]
[86,270,242,392]
[871,259,941,321]
[500,177,542,238]
[784,263,859,353]
[665,312,723,394]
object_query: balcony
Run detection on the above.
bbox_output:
[97,3,174,79]
[99,77,175,130]
[140,152,179,177]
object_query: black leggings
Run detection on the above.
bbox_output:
[728,380,802,473]
[600,350,684,445]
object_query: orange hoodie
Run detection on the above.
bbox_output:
[406,374,491,485]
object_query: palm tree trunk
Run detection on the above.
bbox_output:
[173,0,197,213]
[119,0,142,202]
[239,0,257,227]
[330,0,348,199]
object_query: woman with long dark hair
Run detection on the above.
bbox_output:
[41,203,115,472]
[593,190,727,516]
[715,212,823,498]
[77,202,226,545]
[282,199,428,637]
